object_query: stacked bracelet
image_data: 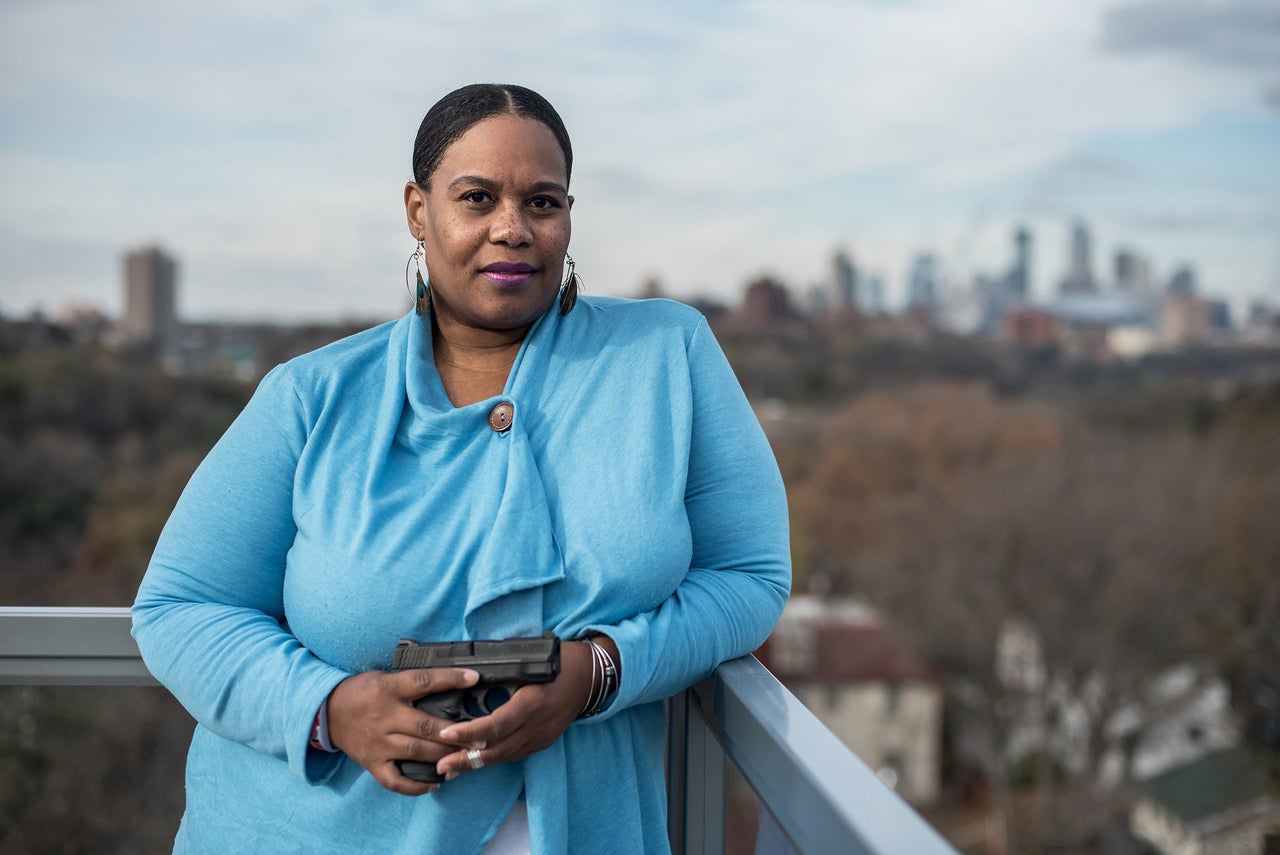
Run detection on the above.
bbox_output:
[578,636,618,718]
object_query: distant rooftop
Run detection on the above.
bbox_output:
[779,594,882,627]
[761,595,936,684]
[1137,745,1279,831]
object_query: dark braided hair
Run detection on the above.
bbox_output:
[411,84,573,190]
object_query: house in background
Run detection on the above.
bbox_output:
[1129,745,1280,855]
[755,595,943,805]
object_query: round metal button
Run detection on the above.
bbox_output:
[487,401,514,433]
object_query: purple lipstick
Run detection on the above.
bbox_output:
[481,262,536,286]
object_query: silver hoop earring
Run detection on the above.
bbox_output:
[405,240,428,314]
[558,253,582,316]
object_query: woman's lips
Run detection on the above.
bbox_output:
[481,263,536,286]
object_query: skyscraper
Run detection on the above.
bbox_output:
[907,253,938,309]
[120,246,178,355]
[1114,249,1151,295]
[832,249,858,310]
[1059,220,1095,296]
[1168,264,1197,296]
[1010,226,1031,297]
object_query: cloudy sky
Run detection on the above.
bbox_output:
[1,0,1277,323]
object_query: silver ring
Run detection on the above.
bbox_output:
[466,748,485,770]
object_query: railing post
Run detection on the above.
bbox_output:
[667,691,690,855]
[668,683,727,855]
[685,679,726,855]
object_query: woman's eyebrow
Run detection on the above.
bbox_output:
[527,180,569,195]
[446,175,567,195]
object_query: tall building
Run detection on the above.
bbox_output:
[120,246,178,355]
[906,253,938,310]
[861,274,885,314]
[1006,226,1032,297]
[1114,248,1151,295]
[1059,220,1096,296]
[1167,264,1197,296]
[738,276,796,328]
[832,249,858,310]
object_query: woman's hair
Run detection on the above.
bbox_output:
[411,83,573,190]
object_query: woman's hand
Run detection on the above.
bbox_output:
[326,667,481,795]
[433,636,619,781]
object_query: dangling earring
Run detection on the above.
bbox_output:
[405,240,429,315]
[558,253,582,316]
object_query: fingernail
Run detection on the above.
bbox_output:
[471,741,487,750]
[461,669,480,684]
[425,785,440,794]
[439,727,457,741]
[444,771,458,782]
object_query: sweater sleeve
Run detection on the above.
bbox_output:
[131,364,351,783]
[584,318,791,715]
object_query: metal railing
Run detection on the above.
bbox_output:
[0,606,957,855]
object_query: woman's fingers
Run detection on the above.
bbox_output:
[324,641,604,787]
[435,641,595,779]
[323,667,482,795]
[394,666,482,702]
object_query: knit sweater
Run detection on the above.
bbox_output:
[132,296,791,854]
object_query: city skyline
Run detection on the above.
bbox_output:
[1,0,1277,322]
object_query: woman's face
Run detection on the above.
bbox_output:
[405,114,572,335]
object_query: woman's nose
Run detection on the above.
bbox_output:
[490,202,532,245]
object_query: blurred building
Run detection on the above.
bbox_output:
[861,273,885,315]
[906,252,939,312]
[54,303,110,344]
[119,246,178,356]
[832,249,858,311]
[1167,264,1197,297]
[1161,295,1214,347]
[1129,746,1280,855]
[756,596,942,805]
[735,275,800,330]
[1059,220,1096,296]
[1002,306,1060,348]
[1244,301,1280,344]
[1114,248,1152,296]
[1005,225,1032,298]
[637,277,664,299]
[1044,292,1154,359]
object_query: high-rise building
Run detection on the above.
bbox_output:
[832,249,858,310]
[906,253,938,309]
[862,274,884,315]
[1059,220,1095,296]
[1006,226,1032,297]
[1168,264,1197,296]
[1114,249,1151,295]
[120,246,178,355]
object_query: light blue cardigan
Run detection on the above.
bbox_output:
[132,296,791,854]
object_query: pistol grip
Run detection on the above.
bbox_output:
[397,760,444,784]
[413,688,471,721]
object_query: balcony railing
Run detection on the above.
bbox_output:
[0,606,957,855]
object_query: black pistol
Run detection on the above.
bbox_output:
[390,633,561,783]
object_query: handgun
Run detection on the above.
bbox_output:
[390,633,561,783]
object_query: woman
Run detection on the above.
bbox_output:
[132,83,790,855]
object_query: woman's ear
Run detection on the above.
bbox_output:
[404,182,427,240]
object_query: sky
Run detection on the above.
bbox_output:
[1,0,1277,323]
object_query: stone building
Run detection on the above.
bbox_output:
[756,596,943,804]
